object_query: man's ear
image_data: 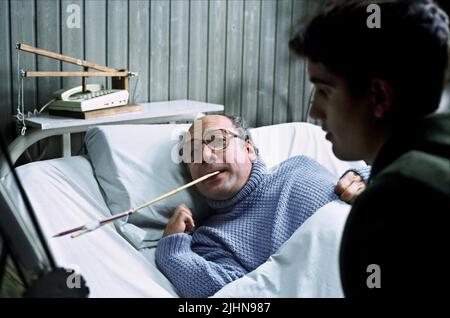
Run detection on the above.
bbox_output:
[246,140,257,162]
[370,79,394,119]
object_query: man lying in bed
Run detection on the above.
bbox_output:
[155,114,370,297]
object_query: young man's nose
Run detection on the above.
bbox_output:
[309,100,325,120]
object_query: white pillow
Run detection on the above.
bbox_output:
[85,125,209,249]
[250,122,366,176]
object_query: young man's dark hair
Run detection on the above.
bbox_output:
[290,0,450,298]
[290,0,449,120]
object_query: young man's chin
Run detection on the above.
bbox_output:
[332,145,360,162]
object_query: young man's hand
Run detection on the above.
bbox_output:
[335,171,366,204]
[163,204,195,237]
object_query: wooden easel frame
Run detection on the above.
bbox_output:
[16,43,137,91]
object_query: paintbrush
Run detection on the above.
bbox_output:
[53,170,220,238]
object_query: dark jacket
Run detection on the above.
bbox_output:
[340,112,450,298]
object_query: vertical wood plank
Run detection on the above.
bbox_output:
[272,0,292,124]
[150,0,170,102]
[85,0,106,89]
[169,0,189,100]
[188,0,208,102]
[61,0,83,89]
[257,0,276,126]
[207,0,226,105]
[129,0,149,103]
[36,0,61,159]
[10,0,36,114]
[82,0,107,157]
[36,0,60,107]
[287,0,307,123]
[241,0,260,127]
[303,0,325,123]
[107,0,128,74]
[224,0,243,117]
[61,0,84,155]
[0,0,12,140]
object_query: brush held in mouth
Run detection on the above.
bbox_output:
[53,171,221,238]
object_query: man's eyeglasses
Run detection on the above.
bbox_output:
[180,128,246,163]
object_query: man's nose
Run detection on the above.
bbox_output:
[202,145,218,163]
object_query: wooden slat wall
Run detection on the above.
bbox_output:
[224,0,243,118]
[169,0,189,100]
[61,0,84,154]
[150,1,170,102]
[0,0,12,140]
[273,0,292,125]
[241,0,260,127]
[207,0,226,105]
[0,0,324,148]
[129,0,149,103]
[189,0,208,102]
[85,0,107,87]
[257,0,276,127]
[9,0,37,135]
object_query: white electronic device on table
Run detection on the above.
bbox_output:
[48,84,129,112]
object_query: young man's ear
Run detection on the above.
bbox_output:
[370,79,395,119]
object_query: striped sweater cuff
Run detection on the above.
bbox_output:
[157,233,193,256]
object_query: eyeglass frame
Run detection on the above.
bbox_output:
[180,128,247,163]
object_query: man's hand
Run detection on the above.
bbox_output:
[335,171,366,204]
[163,204,195,237]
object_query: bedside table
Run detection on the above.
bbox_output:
[1,100,223,177]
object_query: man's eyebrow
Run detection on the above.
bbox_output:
[309,77,335,87]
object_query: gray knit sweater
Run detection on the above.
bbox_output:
[156,156,369,297]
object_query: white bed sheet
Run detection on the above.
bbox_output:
[212,200,350,298]
[2,122,366,298]
[2,156,178,297]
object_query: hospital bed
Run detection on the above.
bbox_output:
[0,116,366,297]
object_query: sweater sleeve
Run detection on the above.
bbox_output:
[155,233,247,298]
[340,165,372,183]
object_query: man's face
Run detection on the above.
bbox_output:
[307,60,378,162]
[185,115,256,201]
